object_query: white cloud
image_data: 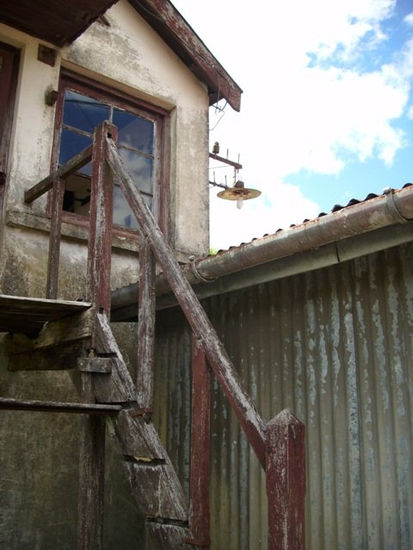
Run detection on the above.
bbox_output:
[405,13,413,26]
[173,0,413,247]
[209,181,320,250]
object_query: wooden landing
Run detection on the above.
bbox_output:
[0,294,91,335]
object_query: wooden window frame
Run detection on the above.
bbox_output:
[0,42,20,220]
[49,70,170,241]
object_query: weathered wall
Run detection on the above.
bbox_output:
[0,0,209,298]
[0,2,209,547]
[0,322,145,550]
[154,242,413,550]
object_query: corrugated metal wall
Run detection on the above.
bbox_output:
[154,243,413,549]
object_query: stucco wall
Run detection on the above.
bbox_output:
[0,0,209,298]
[0,3,210,547]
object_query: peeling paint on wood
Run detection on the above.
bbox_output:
[107,139,266,467]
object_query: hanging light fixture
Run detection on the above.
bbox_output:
[217,179,261,209]
[209,143,261,209]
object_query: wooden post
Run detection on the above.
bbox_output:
[136,241,156,409]
[86,122,116,316]
[46,176,65,299]
[266,409,306,550]
[188,336,211,547]
[77,374,106,550]
[78,122,116,550]
[106,139,266,468]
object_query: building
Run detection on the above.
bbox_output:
[0,1,242,548]
[1,1,412,549]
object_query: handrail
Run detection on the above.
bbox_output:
[24,144,92,203]
[106,135,267,467]
[22,122,305,548]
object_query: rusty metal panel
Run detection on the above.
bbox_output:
[154,242,413,550]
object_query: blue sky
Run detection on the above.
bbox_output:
[172,0,413,249]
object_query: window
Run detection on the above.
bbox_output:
[0,42,19,216]
[52,73,168,232]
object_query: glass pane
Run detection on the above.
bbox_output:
[63,90,110,133]
[113,185,152,229]
[113,108,154,154]
[59,129,92,175]
[119,148,153,194]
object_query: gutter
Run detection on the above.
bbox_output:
[111,186,413,319]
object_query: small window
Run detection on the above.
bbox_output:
[53,75,166,231]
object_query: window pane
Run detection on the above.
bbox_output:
[113,185,152,229]
[119,148,153,194]
[63,90,110,133]
[113,108,154,154]
[59,128,92,175]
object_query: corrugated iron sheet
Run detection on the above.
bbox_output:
[154,242,413,549]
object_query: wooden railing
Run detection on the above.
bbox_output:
[24,121,306,549]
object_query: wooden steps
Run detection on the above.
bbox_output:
[0,293,91,335]
[1,300,194,547]
[92,313,194,548]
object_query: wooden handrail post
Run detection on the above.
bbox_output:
[266,409,306,550]
[136,240,156,408]
[188,336,211,548]
[46,176,65,299]
[106,138,267,468]
[86,121,117,316]
[78,121,117,550]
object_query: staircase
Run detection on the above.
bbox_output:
[1,121,306,549]
[1,296,194,548]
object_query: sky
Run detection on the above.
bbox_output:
[172,0,413,250]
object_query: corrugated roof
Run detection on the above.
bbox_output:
[211,183,413,256]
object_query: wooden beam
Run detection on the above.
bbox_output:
[24,144,92,203]
[188,337,211,548]
[0,397,121,415]
[107,138,266,468]
[86,123,116,317]
[46,177,65,299]
[77,374,106,550]
[266,409,306,550]
[4,308,93,353]
[93,312,136,404]
[136,242,156,408]
[130,0,242,111]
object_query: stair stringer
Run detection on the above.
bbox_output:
[93,312,194,549]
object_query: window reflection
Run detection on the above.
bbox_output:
[118,148,153,194]
[58,87,156,230]
[59,129,92,175]
[114,109,154,154]
[113,185,152,228]
[63,91,110,133]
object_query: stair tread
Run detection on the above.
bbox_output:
[0,294,91,335]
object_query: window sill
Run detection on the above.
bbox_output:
[6,209,141,252]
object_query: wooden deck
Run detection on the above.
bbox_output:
[0,294,91,335]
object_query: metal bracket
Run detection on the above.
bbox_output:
[383,187,410,224]
[78,357,113,374]
[189,256,217,283]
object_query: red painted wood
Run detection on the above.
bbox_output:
[87,122,116,316]
[266,409,306,550]
[46,177,65,299]
[106,139,266,467]
[189,337,211,547]
[136,242,156,408]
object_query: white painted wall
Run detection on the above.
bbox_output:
[0,0,210,296]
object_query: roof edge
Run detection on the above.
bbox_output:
[111,185,413,316]
[129,0,242,111]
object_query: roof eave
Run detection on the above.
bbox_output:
[129,0,242,111]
